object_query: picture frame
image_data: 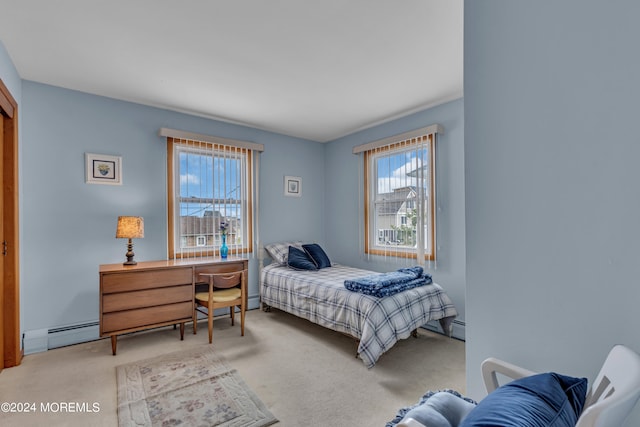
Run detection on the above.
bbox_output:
[85,153,122,185]
[284,175,302,197]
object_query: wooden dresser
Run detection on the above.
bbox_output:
[99,257,248,354]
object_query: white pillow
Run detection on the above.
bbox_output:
[264,241,303,264]
[401,392,476,427]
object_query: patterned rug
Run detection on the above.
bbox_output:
[116,346,278,427]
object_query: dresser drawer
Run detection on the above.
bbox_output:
[102,268,192,293]
[102,284,192,313]
[102,301,192,334]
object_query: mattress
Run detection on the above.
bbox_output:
[260,263,458,368]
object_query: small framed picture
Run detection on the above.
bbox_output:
[86,153,122,185]
[284,176,302,197]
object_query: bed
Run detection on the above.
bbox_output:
[259,242,458,368]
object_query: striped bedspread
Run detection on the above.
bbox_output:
[260,263,458,368]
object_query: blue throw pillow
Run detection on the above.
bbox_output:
[287,246,317,270]
[302,243,331,269]
[460,372,588,427]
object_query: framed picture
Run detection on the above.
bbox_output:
[284,176,302,197]
[86,153,122,185]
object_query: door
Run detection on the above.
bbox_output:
[0,78,20,369]
[0,111,4,371]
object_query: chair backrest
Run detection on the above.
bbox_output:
[576,345,640,427]
[212,272,242,290]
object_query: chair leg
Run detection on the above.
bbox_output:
[230,306,235,326]
[240,302,245,337]
[207,304,213,344]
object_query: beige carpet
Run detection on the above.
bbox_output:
[0,308,465,426]
[116,346,277,427]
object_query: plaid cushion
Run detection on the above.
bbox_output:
[264,241,303,264]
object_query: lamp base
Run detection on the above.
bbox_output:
[123,238,137,266]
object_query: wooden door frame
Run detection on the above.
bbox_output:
[0,78,21,368]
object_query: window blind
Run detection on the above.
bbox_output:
[164,132,260,260]
[356,125,442,267]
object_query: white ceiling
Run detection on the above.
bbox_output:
[0,1,463,142]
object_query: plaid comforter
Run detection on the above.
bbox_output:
[260,264,458,368]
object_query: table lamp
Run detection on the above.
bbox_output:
[116,216,144,265]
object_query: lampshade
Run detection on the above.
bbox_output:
[116,216,144,239]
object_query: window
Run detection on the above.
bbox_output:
[357,126,440,261]
[166,136,255,259]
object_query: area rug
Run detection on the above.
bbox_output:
[116,346,278,427]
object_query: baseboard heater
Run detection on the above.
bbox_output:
[23,321,100,355]
[22,298,265,355]
[422,318,466,341]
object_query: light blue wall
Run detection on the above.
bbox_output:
[20,81,325,335]
[258,134,326,246]
[325,98,466,331]
[465,1,640,425]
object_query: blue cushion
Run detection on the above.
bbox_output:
[302,243,331,269]
[460,372,588,427]
[287,246,317,270]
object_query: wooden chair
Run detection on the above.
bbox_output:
[194,270,247,344]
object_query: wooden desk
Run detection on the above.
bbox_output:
[99,257,248,355]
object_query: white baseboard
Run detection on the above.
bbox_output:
[248,294,260,310]
[47,322,99,349]
[22,328,48,355]
[23,322,100,355]
[423,318,466,341]
[24,295,427,355]
[23,296,261,355]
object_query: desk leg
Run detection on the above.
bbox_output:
[193,311,197,334]
[111,335,117,355]
[180,323,185,340]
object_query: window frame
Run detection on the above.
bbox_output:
[364,133,436,260]
[167,137,254,259]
